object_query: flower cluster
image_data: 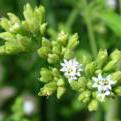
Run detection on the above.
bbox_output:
[1,3,121,112]
[39,46,121,111]
[38,31,79,99]
[0,4,46,54]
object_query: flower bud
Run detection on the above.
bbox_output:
[110,49,121,60]
[0,18,11,31]
[88,100,98,111]
[38,47,49,58]
[34,5,45,25]
[112,71,121,83]
[96,49,108,68]
[85,62,97,76]
[78,77,87,88]
[114,86,121,96]
[40,68,53,83]
[58,31,68,45]
[78,91,91,103]
[48,54,60,64]
[40,23,47,35]
[67,33,79,50]
[52,41,61,54]
[70,81,80,91]
[103,60,118,71]
[0,32,15,41]
[0,45,21,54]
[57,79,65,86]
[42,37,51,48]
[87,80,93,89]
[52,68,60,78]
[38,82,57,96]
[8,13,20,23]
[64,49,74,59]
[57,87,66,99]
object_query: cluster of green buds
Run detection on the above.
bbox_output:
[38,31,79,98]
[0,4,46,54]
[0,3,121,112]
[38,31,121,111]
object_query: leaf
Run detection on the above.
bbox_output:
[99,12,121,37]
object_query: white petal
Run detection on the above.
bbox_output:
[104,90,110,96]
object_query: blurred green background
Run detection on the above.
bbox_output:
[0,0,121,121]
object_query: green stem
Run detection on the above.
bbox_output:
[66,8,79,33]
[105,99,118,121]
[85,16,97,57]
[82,0,97,57]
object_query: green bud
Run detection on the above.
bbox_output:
[70,81,80,91]
[58,31,68,45]
[0,32,15,41]
[38,47,49,58]
[96,49,108,68]
[0,45,21,54]
[88,100,98,111]
[67,33,79,50]
[40,68,53,83]
[52,41,61,55]
[40,23,47,35]
[85,62,97,76]
[92,91,97,98]
[57,87,66,99]
[114,86,121,96]
[16,34,33,51]
[87,80,93,89]
[9,23,21,33]
[52,68,60,78]
[23,4,34,27]
[112,71,121,83]
[0,18,11,31]
[48,54,60,64]
[78,91,91,103]
[78,77,87,88]
[57,78,65,86]
[103,60,118,72]
[7,13,20,24]
[42,37,51,48]
[110,49,121,60]
[64,48,74,59]
[34,5,45,25]
[38,82,57,96]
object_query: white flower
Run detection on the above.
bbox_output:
[60,58,83,83]
[23,100,35,115]
[92,74,116,101]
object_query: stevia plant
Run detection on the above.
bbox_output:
[38,31,121,111]
[0,0,121,116]
[0,4,46,54]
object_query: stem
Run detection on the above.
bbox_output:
[66,8,79,33]
[82,0,98,57]
[105,99,118,121]
[85,16,97,57]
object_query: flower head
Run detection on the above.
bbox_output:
[60,58,83,83]
[92,74,116,101]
